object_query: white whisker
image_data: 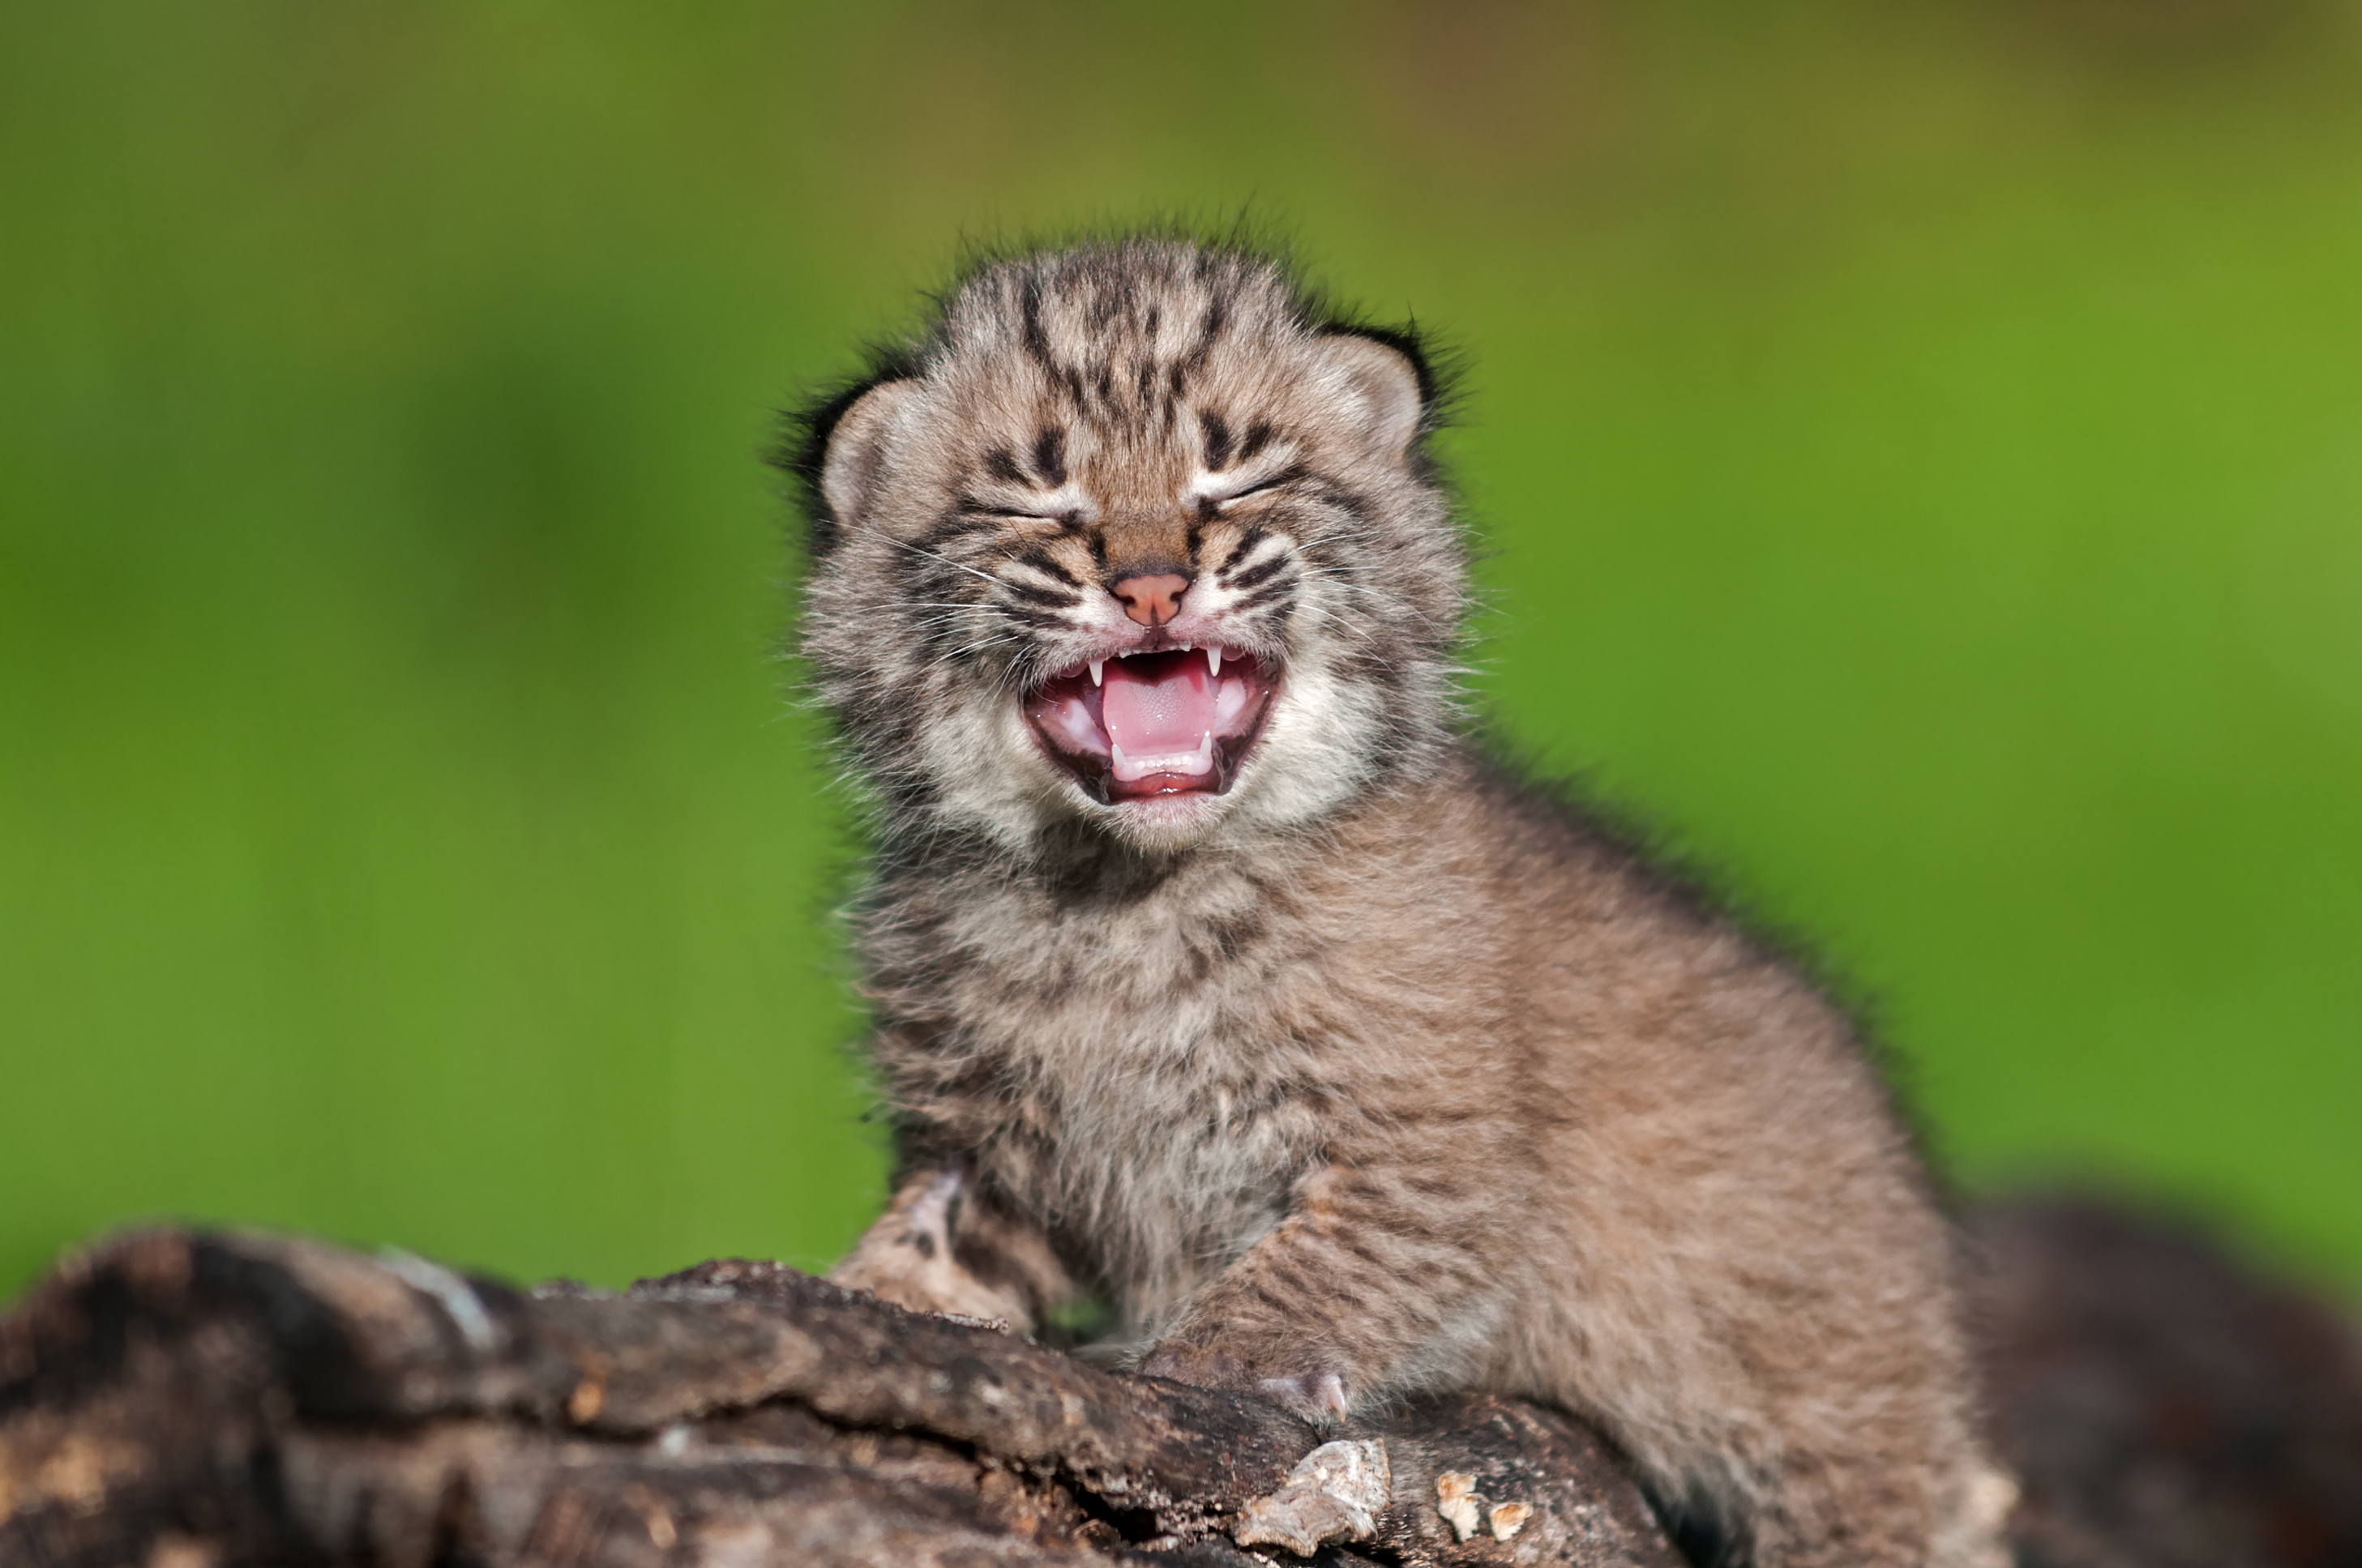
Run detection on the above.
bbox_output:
[1300,526,1387,549]
[892,536,1016,587]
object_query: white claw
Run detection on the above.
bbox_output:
[1089,660,1103,686]
[1208,646,1222,677]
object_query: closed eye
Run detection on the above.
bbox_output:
[1217,464,1310,506]
[955,501,1091,532]
[958,485,1095,527]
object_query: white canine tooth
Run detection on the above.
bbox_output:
[1110,739,1129,780]
[1193,729,1214,771]
[1207,646,1222,677]
[1089,660,1103,686]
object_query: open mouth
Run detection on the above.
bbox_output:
[1024,645,1277,804]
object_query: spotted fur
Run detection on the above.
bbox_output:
[790,237,2013,1568]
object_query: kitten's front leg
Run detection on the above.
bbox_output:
[830,1160,1072,1335]
[1137,1160,1508,1422]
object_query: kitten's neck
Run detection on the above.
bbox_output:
[876,818,1274,903]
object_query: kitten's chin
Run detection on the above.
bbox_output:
[1092,786,1243,851]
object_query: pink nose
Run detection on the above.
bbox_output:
[1112,573,1190,627]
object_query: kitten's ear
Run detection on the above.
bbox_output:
[817,378,920,530]
[1312,330,1429,466]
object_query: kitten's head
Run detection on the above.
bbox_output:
[789,239,1466,856]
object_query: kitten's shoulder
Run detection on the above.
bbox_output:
[1393,744,1837,981]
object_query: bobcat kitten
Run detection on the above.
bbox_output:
[795,238,2012,1567]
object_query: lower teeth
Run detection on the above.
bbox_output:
[1109,730,1217,784]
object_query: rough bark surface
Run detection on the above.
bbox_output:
[0,1233,1675,1567]
[3,1202,2358,1567]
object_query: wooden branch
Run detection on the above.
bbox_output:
[8,1203,2360,1566]
[0,1233,1676,1566]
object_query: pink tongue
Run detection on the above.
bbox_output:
[1101,659,1218,756]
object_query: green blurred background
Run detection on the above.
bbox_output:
[4,2,2359,1305]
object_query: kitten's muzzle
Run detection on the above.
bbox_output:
[1024,644,1277,805]
[1111,572,1191,627]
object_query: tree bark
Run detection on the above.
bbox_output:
[0,1232,1676,1566]
[6,1203,2360,1567]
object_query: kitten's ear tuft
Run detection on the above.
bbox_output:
[787,376,919,554]
[1312,330,1428,466]
[820,378,919,530]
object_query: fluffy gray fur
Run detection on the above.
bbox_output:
[794,237,2014,1567]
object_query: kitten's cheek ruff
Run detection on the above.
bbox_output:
[1023,646,1278,807]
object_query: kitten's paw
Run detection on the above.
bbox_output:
[1135,1343,1251,1390]
[829,1167,1022,1329]
[1255,1369,1350,1421]
[1136,1344,1350,1421]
